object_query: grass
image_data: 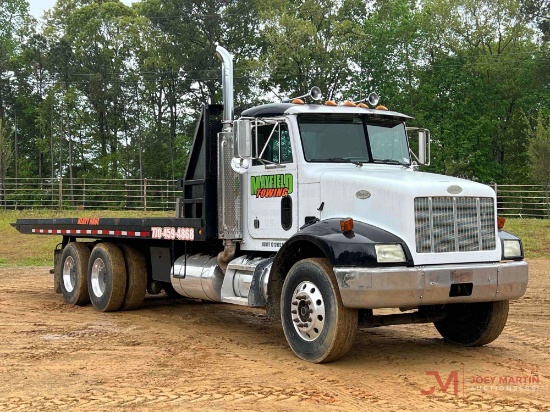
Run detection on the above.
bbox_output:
[0,211,548,267]
[503,218,550,259]
[0,209,172,267]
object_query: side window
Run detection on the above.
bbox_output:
[252,123,292,166]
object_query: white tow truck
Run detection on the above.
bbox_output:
[13,46,528,363]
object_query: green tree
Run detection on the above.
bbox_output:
[0,0,31,120]
[0,118,13,206]
[354,0,421,112]
[45,0,139,178]
[527,112,550,216]
[137,0,262,178]
[415,0,536,182]
[258,0,366,99]
[521,0,550,41]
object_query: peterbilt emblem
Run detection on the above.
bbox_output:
[447,185,463,195]
[356,190,371,199]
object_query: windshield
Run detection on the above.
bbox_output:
[298,114,410,165]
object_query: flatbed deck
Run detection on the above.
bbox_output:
[12,217,204,242]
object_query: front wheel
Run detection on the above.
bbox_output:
[434,300,509,346]
[281,258,357,363]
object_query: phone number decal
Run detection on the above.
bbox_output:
[151,227,195,241]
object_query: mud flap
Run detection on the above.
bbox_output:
[53,248,62,294]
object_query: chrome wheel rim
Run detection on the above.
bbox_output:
[290,281,325,341]
[62,256,76,293]
[91,258,107,298]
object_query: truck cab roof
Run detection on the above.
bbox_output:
[240,103,413,121]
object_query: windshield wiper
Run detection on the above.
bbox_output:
[372,159,409,166]
[315,157,364,166]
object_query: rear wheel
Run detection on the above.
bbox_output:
[60,242,91,306]
[434,300,509,346]
[88,243,127,312]
[119,244,147,311]
[281,258,357,363]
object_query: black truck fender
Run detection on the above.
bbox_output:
[263,218,414,319]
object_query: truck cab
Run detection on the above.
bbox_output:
[237,102,504,267]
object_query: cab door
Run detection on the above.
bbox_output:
[246,121,297,242]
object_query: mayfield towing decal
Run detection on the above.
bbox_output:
[251,174,294,198]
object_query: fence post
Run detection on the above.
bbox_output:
[59,177,63,210]
[546,185,550,219]
[143,178,147,212]
[492,183,498,215]
[0,178,5,210]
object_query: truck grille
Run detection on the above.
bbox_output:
[414,197,496,253]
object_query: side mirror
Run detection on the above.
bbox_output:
[234,119,252,158]
[408,128,431,166]
[418,129,431,166]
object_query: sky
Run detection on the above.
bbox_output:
[28,0,136,19]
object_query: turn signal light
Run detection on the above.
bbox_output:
[497,216,506,230]
[340,218,354,232]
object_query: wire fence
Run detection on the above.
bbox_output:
[492,184,550,219]
[0,178,549,218]
[0,177,179,211]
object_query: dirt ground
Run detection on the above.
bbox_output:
[0,260,548,412]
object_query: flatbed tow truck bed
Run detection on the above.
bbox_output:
[12,217,203,242]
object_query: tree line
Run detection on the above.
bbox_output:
[0,0,549,187]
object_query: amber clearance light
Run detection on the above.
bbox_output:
[497,216,506,230]
[340,218,354,232]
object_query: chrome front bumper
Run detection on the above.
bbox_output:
[334,261,528,309]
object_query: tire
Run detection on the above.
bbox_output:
[87,243,127,312]
[119,244,147,311]
[60,242,91,306]
[281,258,358,363]
[434,300,509,346]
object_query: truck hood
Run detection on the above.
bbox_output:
[319,166,500,265]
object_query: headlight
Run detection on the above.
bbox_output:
[374,244,406,263]
[503,240,522,259]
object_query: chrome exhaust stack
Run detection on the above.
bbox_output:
[216,45,242,254]
[215,45,234,131]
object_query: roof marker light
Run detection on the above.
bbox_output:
[325,100,337,106]
[343,101,356,107]
[376,105,389,111]
[292,98,305,104]
[357,103,369,109]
